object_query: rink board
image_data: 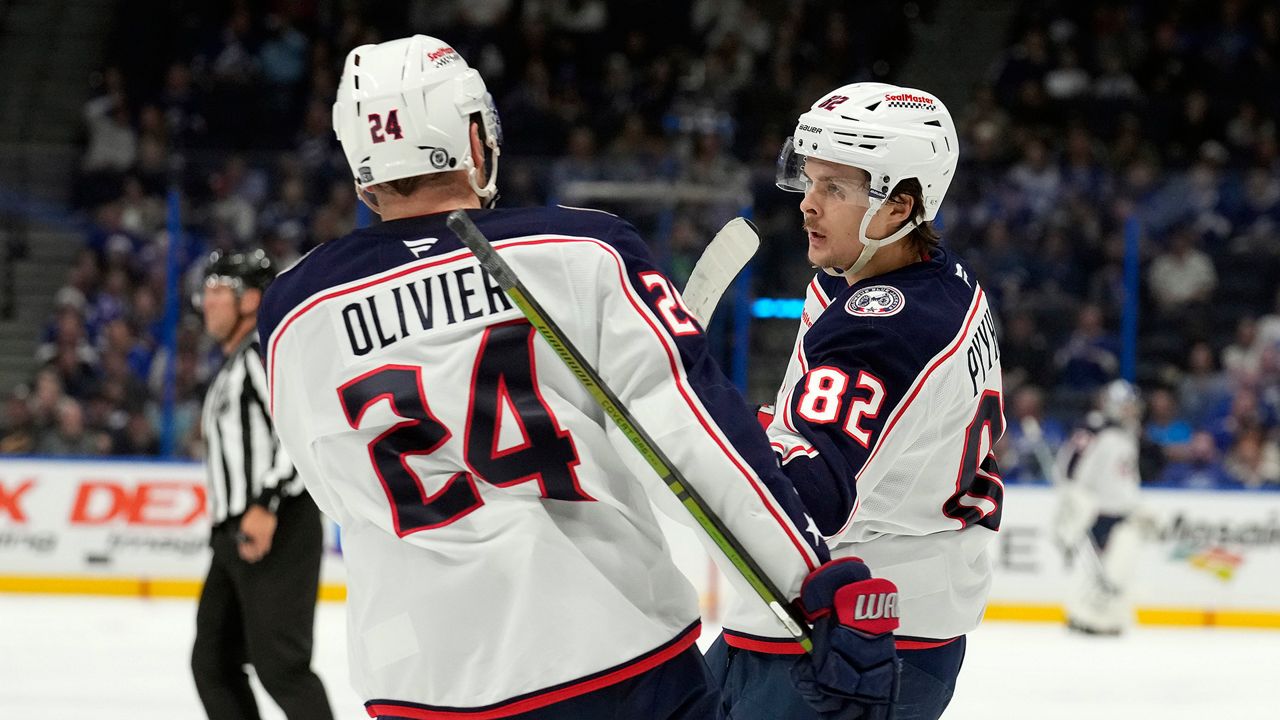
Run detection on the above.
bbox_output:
[2,458,1279,627]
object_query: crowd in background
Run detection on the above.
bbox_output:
[1,0,1278,490]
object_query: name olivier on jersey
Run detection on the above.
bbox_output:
[339,263,514,358]
[964,306,1000,397]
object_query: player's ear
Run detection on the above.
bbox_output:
[240,288,263,316]
[355,182,382,216]
[469,122,488,186]
[887,191,915,225]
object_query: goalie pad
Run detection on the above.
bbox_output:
[1067,516,1143,634]
[1100,517,1143,591]
[1053,483,1098,550]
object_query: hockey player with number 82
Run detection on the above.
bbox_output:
[707,83,1006,720]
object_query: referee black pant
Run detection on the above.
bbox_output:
[191,493,334,720]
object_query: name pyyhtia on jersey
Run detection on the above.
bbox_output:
[258,207,826,714]
[724,248,1005,648]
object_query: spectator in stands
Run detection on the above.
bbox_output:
[258,13,311,142]
[1061,125,1110,203]
[1208,388,1276,453]
[111,410,160,456]
[160,62,207,148]
[549,125,602,188]
[98,318,151,381]
[1144,387,1194,465]
[1043,47,1090,102]
[86,202,143,268]
[1147,226,1217,321]
[1007,137,1061,221]
[37,305,95,368]
[0,390,37,455]
[118,176,166,237]
[90,266,133,339]
[259,176,312,247]
[98,351,148,413]
[1154,431,1238,489]
[79,67,137,207]
[1055,304,1120,391]
[1228,168,1280,256]
[199,7,261,146]
[972,220,1029,303]
[1225,426,1280,489]
[995,385,1064,484]
[26,369,65,434]
[50,345,98,400]
[1222,316,1263,379]
[207,164,258,244]
[1000,310,1054,392]
[1179,341,1233,426]
[36,399,104,456]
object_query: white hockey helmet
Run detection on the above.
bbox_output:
[777,82,959,276]
[333,35,502,200]
[1098,379,1142,425]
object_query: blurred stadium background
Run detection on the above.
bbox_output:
[2,0,1278,489]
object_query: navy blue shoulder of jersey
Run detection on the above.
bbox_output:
[258,206,634,351]
[806,247,979,379]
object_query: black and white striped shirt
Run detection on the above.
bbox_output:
[201,334,302,527]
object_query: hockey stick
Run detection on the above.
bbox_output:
[446,210,812,652]
[681,217,760,324]
[1021,417,1117,596]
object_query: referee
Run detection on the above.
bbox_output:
[191,249,333,720]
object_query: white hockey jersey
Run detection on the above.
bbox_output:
[259,207,825,715]
[1057,417,1142,516]
[724,248,1005,649]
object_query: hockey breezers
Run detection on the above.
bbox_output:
[446,210,813,653]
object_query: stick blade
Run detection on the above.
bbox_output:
[682,217,761,324]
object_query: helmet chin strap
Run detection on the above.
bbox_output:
[820,199,919,280]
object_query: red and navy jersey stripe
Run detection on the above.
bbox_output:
[363,622,702,719]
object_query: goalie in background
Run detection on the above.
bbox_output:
[1053,379,1146,636]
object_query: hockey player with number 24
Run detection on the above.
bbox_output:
[706,83,1006,720]
[260,36,901,720]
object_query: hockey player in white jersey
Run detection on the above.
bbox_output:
[707,83,1004,720]
[260,36,901,720]
[1053,380,1145,636]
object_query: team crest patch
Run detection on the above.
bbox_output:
[846,285,905,317]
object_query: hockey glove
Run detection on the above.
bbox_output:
[790,558,900,720]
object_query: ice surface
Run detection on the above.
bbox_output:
[2,594,1277,719]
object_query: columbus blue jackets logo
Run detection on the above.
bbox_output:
[846,285,905,317]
